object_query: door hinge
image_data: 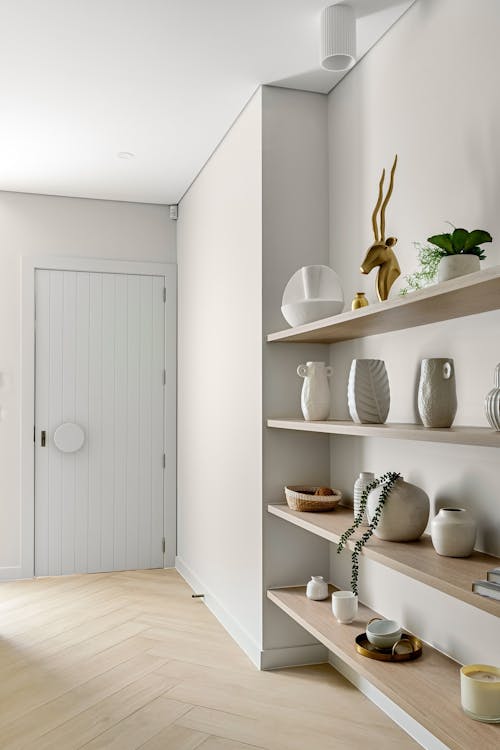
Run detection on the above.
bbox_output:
[163,287,166,303]
[162,537,166,554]
[162,453,166,468]
[163,369,166,386]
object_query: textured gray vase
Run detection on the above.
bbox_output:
[347,359,390,424]
[485,363,500,431]
[417,358,457,428]
[366,477,430,542]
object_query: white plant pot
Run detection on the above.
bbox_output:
[417,358,457,428]
[297,361,332,421]
[485,363,500,431]
[367,477,430,542]
[306,576,329,601]
[438,254,480,283]
[347,359,390,424]
[431,508,477,558]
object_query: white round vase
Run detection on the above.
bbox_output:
[366,477,430,542]
[417,358,457,428]
[306,576,329,601]
[297,361,332,421]
[347,359,390,424]
[431,508,477,558]
[353,471,375,526]
[485,363,500,431]
[438,255,480,283]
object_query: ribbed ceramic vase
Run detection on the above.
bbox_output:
[353,471,374,526]
[431,508,477,558]
[366,477,430,542]
[348,359,390,424]
[485,363,500,431]
[417,358,457,428]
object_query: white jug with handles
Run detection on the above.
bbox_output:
[297,361,332,421]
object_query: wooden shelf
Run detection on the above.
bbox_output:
[267,265,500,344]
[267,418,500,448]
[268,504,500,617]
[267,585,499,750]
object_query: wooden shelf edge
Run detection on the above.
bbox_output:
[268,504,500,618]
[267,586,499,750]
[267,418,500,448]
[267,265,500,344]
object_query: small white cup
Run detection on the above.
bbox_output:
[332,590,358,623]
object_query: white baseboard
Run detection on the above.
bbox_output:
[0,566,24,581]
[328,652,450,750]
[260,643,327,670]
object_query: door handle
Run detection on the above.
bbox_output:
[41,430,46,447]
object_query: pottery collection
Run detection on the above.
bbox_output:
[366,477,430,542]
[297,361,332,421]
[431,508,477,558]
[347,359,390,424]
[417,358,457,428]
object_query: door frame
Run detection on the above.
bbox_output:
[21,256,177,578]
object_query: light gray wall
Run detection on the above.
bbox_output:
[0,191,175,575]
[176,91,264,661]
[327,0,500,665]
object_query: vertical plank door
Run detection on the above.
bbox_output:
[34,270,165,575]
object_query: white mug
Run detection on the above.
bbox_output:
[332,590,358,623]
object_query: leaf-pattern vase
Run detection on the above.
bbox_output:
[347,359,390,424]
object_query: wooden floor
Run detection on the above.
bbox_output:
[0,569,419,749]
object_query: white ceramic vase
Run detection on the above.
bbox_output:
[485,363,500,431]
[431,508,477,558]
[347,359,390,424]
[417,358,457,428]
[306,576,329,601]
[366,477,430,542]
[353,471,374,526]
[438,254,480,283]
[297,361,332,421]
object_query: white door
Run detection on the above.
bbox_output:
[35,270,165,576]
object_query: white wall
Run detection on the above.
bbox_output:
[327,0,500,665]
[176,91,264,663]
[0,191,175,576]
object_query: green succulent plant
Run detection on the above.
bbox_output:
[427,227,492,260]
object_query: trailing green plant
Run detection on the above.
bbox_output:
[400,243,442,295]
[427,225,492,260]
[337,471,401,595]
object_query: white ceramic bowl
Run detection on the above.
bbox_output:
[366,619,402,649]
[281,299,344,327]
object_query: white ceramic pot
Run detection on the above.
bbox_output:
[417,358,457,428]
[485,363,500,431]
[431,508,477,558]
[281,265,344,326]
[438,254,480,283]
[367,477,430,542]
[353,471,375,526]
[297,361,332,421]
[347,359,390,424]
[331,590,358,623]
[306,576,329,601]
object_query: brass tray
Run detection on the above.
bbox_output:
[355,632,423,662]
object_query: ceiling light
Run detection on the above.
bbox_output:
[117,151,135,159]
[320,4,356,72]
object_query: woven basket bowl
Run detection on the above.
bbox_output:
[284,486,342,512]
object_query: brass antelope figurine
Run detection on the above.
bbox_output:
[360,155,400,301]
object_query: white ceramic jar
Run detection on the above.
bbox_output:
[431,508,477,558]
[366,477,429,542]
[306,576,329,601]
[331,590,358,623]
[353,471,375,526]
[485,363,500,431]
[417,358,457,428]
[297,361,332,421]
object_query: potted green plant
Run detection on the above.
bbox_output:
[400,242,442,295]
[427,226,492,283]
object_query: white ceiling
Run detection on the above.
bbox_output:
[0,0,414,204]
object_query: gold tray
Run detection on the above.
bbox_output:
[355,632,423,662]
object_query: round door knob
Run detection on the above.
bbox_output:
[53,423,85,453]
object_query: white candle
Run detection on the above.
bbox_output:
[461,664,500,722]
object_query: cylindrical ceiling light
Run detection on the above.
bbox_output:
[321,4,356,72]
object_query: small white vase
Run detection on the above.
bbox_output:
[485,364,500,431]
[353,472,374,526]
[297,361,332,421]
[367,477,430,542]
[347,359,390,424]
[438,254,480,283]
[306,576,329,601]
[417,358,457,428]
[431,508,477,558]
[331,590,358,623]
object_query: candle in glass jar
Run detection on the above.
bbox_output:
[461,664,500,722]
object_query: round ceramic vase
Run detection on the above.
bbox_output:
[431,508,477,558]
[485,364,500,431]
[297,361,332,421]
[417,358,457,428]
[366,477,430,542]
[438,255,480,283]
[347,359,390,424]
[306,576,329,601]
